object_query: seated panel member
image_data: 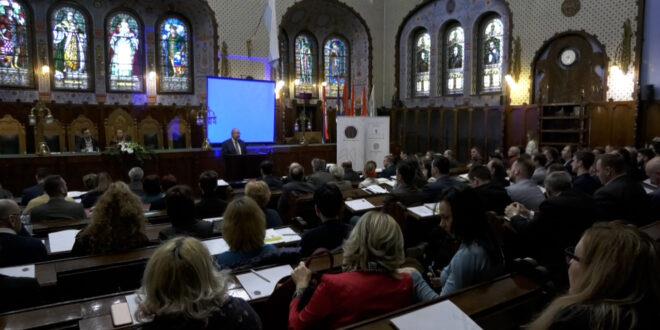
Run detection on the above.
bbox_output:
[75,128,99,153]
[221,128,247,156]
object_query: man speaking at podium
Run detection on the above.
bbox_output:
[221,128,247,155]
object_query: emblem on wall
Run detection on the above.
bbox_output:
[561,0,581,17]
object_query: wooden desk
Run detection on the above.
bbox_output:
[641,221,660,242]
[345,195,389,214]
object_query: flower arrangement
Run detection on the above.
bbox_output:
[105,141,153,164]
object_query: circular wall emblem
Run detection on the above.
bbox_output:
[373,143,380,150]
[344,126,358,139]
[561,0,581,17]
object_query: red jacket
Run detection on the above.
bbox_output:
[288,271,414,329]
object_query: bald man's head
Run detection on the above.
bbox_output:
[0,199,20,231]
[646,156,660,186]
[231,128,241,140]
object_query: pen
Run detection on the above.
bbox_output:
[250,269,271,283]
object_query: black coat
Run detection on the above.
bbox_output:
[572,173,601,196]
[0,232,48,267]
[20,184,43,206]
[593,175,652,226]
[474,182,512,215]
[30,197,86,222]
[300,219,351,257]
[221,138,247,156]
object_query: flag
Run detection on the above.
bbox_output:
[264,0,279,61]
[350,85,356,117]
[368,85,376,117]
[362,86,368,117]
[342,83,349,116]
[322,86,329,141]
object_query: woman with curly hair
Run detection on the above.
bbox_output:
[71,181,149,256]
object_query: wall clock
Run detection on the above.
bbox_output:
[560,48,578,66]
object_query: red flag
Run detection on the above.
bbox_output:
[350,85,356,117]
[342,83,349,116]
[362,86,368,117]
[322,86,329,141]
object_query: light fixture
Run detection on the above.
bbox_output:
[29,101,54,156]
[321,81,327,87]
[294,79,301,86]
[148,71,157,80]
[41,64,50,76]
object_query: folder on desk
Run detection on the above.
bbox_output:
[408,205,435,218]
[217,179,230,187]
[390,300,482,330]
[364,185,388,194]
[48,229,80,253]
[0,264,35,278]
[236,265,293,300]
[345,198,376,212]
[265,227,301,244]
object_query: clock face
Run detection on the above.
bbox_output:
[560,49,578,66]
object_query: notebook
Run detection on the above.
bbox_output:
[0,264,35,278]
[265,227,301,244]
[390,300,482,330]
[236,265,293,300]
[364,185,388,194]
[345,198,376,212]
[408,205,435,218]
[48,229,80,253]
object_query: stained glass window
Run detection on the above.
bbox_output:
[445,25,464,95]
[323,37,348,98]
[157,16,192,93]
[106,12,143,92]
[295,34,315,94]
[0,0,32,87]
[413,30,430,97]
[481,17,503,93]
[50,5,91,90]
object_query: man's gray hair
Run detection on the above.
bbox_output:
[311,158,326,172]
[544,171,572,195]
[329,164,344,180]
[128,167,144,181]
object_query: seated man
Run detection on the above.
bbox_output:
[110,128,131,146]
[300,184,351,257]
[386,159,426,207]
[531,153,547,186]
[30,175,86,222]
[341,161,361,183]
[278,163,315,220]
[328,164,353,191]
[571,151,601,196]
[306,158,334,189]
[468,165,512,215]
[20,167,49,206]
[75,128,98,153]
[422,155,466,202]
[379,154,396,179]
[149,174,177,211]
[159,185,214,241]
[195,170,228,219]
[260,160,283,190]
[128,167,145,197]
[506,159,545,211]
[0,199,47,267]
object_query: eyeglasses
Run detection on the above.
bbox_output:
[564,246,581,264]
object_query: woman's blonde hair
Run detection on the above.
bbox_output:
[244,180,271,208]
[138,237,227,322]
[79,181,146,253]
[222,197,266,252]
[530,221,660,329]
[342,211,404,273]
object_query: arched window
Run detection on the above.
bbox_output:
[106,11,144,92]
[0,0,32,87]
[157,16,192,93]
[294,33,316,95]
[444,25,464,95]
[480,16,503,93]
[412,30,430,97]
[49,4,92,90]
[323,37,348,98]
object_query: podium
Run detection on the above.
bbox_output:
[222,153,270,181]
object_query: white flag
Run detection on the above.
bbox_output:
[264,0,279,61]
[368,85,376,117]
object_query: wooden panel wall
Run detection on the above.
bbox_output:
[639,102,660,143]
[588,102,636,148]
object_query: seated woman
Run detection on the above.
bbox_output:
[245,180,282,229]
[137,237,262,329]
[289,211,438,329]
[358,161,379,188]
[80,172,111,208]
[529,222,660,329]
[71,182,149,256]
[215,197,277,269]
[159,185,214,241]
[430,188,504,296]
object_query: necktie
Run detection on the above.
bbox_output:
[234,140,241,155]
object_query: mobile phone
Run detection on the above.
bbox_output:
[111,302,133,326]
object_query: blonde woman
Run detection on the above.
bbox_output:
[71,182,148,256]
[289,211,438,329]
[530,222,660,329]
[215,197,277,269]
[137,237,261,329]
[244,180,282,228]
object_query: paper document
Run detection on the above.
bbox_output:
[408,206,435,218]
[217,179,229,187]
[124,293,149,324]
[538,186,547,194]
[390,300,482,330]
[203,217,223,223]
[0,264,35,278]
[345,198,376,211]
[236,264,293,299]
[203,238,230,255]
[265,227,301,244]
[423,203,438,211]
[48,229,80,253]
[458,173,469,181]
[67,191,86,198]
[228,288,252,301]
[644,186,655,194]
[364,185,388,194]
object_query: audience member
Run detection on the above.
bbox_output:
[30,175,86,222]
[0,199,47,267]
[593,154,651,225]
[328,164,352,191]
[20,167,49,206]
[505,159,545,211]
[142,174,163,205]
[379,154,397,178]
[128,167,145,197]
[487,158,510,188]
[422,155,465,202]
[543,146,561,167]
[429,188,504,296]
[0,274,42,313]
[358,160,379,188]
[571,151,601,195]
[195,170,228,219]
[289,211,437,329]
[443,149,459,169]
[561,144,575,174]
[299,184,351,257]
[507,146,521,168]
[506,171,596,286]
[0,183,12,199]
[82,173,98,191]
[216,197,277,269]
[468,146,483,168]
[529,222,660,329]
[71,182,148,256]
[159,185,214,241]
[341,161,361,182]
[307,158,334,189]
[468,165,511,214]
[137,237,262,329]
[149,175,177,210]
[531,153,548,185]
[645,156,660,215]
[260,160,283,190]
[387,159,425,206]
[80,172,111,208]
[525,130,538,155]
[245,180,282,229]
[278,164,315,218]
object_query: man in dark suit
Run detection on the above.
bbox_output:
[20,167,49,206]
[160,185,214,241]
[645,156,660,217]
[561,144,576,175]
[306,158,334,189]
[379,154,396,178]
[221,128,247,156]
[506,171,596,286]
[30,175,86,222]
[75,128,99,153]
[571,151,601,196]
[468,165,511,215]
[260,160,283,190]
[278,164,315,219]
[195,170,228,219]
[422,155,466,202]
[0,199,47,267]
[300,184,351,257]
[386,159,426,207]
[341,161,361,183]
[594,153,651,226]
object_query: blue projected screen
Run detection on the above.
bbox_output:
[207,77,276,144]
